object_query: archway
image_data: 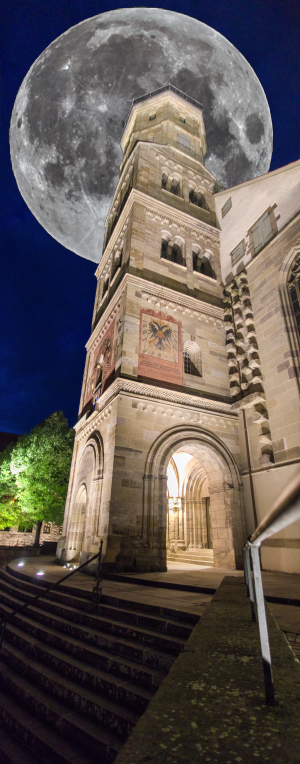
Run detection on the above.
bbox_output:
[67,484,87,561]
[143,425,245,570]
[166,450,214,566]
[61,430,104,564]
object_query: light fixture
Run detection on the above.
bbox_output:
[17,562,24,567]
[36,571,44,576]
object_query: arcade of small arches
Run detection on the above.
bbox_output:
[161,231,216,278]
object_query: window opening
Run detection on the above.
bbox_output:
[161,238,185,266]
[170,178,180,195]
[251,211,273,254]
[183,350,192,374]
[183,343,202,377]
[193,251,216,280]
[221,197,232,217]
[231,241,245,266]
[287,254,300,340]
[189,189,208,210]
[149,113,156,121]
[43,523,51,534]
[162,172,168,190]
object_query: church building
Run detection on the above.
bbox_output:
[57,84,300,575]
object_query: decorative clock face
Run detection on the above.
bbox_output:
[141,314,178,363]
[90,337,111,395]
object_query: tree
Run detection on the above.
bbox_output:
[0,412,74,545]
[0,441,23,528]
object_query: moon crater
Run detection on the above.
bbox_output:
[10,8,273,262]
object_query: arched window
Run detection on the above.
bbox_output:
[161,236,185,266]
[287,253,300,340]
[189,188,208,210]
[193,250,216,280]
[170,178,180,195]
[183,342,202,377]
[161,173,181,197]
[162,172,168,190]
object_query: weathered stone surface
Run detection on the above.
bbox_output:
[115,577,300,764]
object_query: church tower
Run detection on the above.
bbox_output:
[58,85,245,572]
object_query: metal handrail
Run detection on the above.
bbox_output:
[250,471,300,545]
[243,472,300,705]
[0,540,103,650]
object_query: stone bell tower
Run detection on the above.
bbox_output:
[58,84,245,572]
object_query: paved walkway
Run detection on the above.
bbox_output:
[6,556,300,633]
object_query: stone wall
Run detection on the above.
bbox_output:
[0,521,61,547]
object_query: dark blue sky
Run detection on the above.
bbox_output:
[1,0,299,435]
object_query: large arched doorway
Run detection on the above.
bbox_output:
[143,425,245,570]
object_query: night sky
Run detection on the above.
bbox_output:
[1,0,299,436]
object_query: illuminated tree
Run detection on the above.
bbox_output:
[0,412,74,544]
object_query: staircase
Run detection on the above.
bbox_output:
[167,548,214,567]
[0,565,198,764]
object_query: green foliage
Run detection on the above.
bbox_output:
[0,412,74,529]
[0,442,22,527]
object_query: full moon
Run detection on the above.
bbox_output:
[10,8,273,263]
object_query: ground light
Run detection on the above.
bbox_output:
[36,571,44,576]
[17,562,24,567]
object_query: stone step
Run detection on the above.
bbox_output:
[0,687,93,764]
[0,569,194,640]
[4,620,153,712]
[0,563,199,762]
[2,566,199,624]
[5,609,165,690]
[167,553,213,566]
[0,724,43,764]
[1,638,139,737]
[0,597,175,673]
[0,587,188,655]
[0,656,122,763]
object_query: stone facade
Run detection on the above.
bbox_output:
[215,161,300,574]
[58,85,300,574]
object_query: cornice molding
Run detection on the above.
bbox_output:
[86,272,224,351]
[74,378,238,440]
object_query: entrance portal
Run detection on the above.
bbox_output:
[166,451,213,566]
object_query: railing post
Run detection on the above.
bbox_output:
[243,545,256,622]
[249,542,275,706]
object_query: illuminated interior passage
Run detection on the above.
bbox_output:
[167,450,212,553]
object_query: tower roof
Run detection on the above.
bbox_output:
[132,83,203,111]
[122,84,203,134]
